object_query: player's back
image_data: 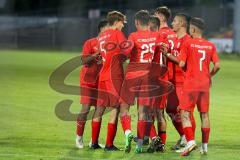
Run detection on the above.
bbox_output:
[98,28,127,81]
[182,37,219,91]
[126,30,161,73]
[129,30,160,63]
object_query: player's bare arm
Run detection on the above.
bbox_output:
[81,52,100,65]
[160,45,180,64]
[210,61,220,77]
[179,60,185,68]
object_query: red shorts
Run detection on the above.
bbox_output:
[120,72,151,106]
[97,79,123,107]
[167,85,183,110]
[151,95,167,109]
[80,84,98,106]
[179,90,209,113]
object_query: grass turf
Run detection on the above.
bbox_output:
[0,50,240,160]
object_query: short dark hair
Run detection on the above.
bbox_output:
[190,17,205,31]
[175,13,190,25]
[149,15,160,30]
[155,6,171,20]
[134,10,150,26]
[98,19,108,33]
[107,11,126,26]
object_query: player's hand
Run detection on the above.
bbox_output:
[160,43,169,55]
[92,52,100,58]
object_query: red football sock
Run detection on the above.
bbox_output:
[120,115,131,133]
[145,121,152,137]
[190,113,196,138]
[158,131,167,144]
[106,123,117,147]
[137,120,146,139]
[76,120,86,136]
[150,123,158,139]
[201,128,210,143]
[91,121,101,144]
[183,127,194,142]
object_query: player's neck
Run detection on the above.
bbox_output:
[160,22,168,29]
[176,28,187,38]
[108,25,118,30]
[192,34,202,39]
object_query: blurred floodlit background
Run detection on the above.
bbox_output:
[0,0,239,53]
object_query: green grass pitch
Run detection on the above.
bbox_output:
[0,50,240,160]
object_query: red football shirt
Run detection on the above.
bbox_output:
[172,34,192,86]
[80,37,102,85]
[179,37,219,91]
[125,30,165,78]
[159,27,178,81]
[98,28,127,81]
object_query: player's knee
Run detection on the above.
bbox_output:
[180,110,190,121]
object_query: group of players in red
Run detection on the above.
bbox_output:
[76,6,220,156]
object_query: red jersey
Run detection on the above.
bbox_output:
[159,27,178,80]
[179,37,219,91]
[128,30,163,63]
[125,30,165,78]
[98,28,127,81]
[172,34,192,86]
[80,37,102,85]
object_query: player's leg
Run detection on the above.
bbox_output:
[166,88,186,150]
[91,106,105,149]
[154,95,167,152]
[135,105,152,153]
[104,79,122,151]
[105,106,120,150]
[199,112,210,154]
[119,78,137,153]
[198,92,210,155]
[76,104,91,149]
[147,106,161,153]
[90,81,107,149]
[156,107,167,152]
[76,85,98,149]
[178,91,197,156]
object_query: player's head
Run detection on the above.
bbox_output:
[134,10,150,30]
[98,19,108,33]
[154,6,171,23]
[149,15,160,32]
[189,17,205,36]
[107,11,126,31]
[172,13,190,32]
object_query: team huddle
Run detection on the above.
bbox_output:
[76,6,220,156]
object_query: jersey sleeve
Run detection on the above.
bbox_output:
[153,34,164,63]
[211,44,220,63]
[120,32,134,57]
[179,41,188,62]
[82,40,92,56]
[116,30,127,44]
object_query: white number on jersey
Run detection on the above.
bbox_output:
[198,50,206,71]
[168,39,174,50]
[140,43,155,63]
[99,41,106,62]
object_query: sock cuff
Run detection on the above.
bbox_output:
[158,131,166,134]
[201,128,210,131]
